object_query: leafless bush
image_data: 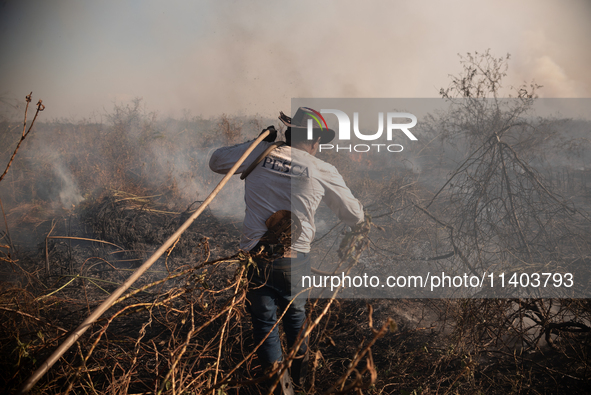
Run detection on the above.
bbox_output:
[417,51,591,391]
[218,114,243,146]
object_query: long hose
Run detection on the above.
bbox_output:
[18,130,271,394]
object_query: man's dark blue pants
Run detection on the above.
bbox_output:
[246,252,310,366]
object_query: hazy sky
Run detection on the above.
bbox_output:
[1,0,590,120]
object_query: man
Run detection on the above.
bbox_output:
[209,108,364,393]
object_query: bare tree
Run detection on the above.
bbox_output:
[422,51,591,371]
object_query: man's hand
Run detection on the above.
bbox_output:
[259,125,277,142]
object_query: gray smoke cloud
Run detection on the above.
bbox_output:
[53,162,83,208]
[0,0,589,121]
[145,138,247,219]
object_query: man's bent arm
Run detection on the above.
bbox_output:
[209,140,270,174]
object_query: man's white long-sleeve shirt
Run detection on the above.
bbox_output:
[209,140,364,253]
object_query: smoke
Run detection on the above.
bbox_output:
[53,162,83,208]
[145,138,247,219]
[1,0,590,251]
[1,1,590,121]
[23,125,84,210]
[512,26,591,97]
[530,56,583,97]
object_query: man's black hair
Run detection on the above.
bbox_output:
[285,127,321,147]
